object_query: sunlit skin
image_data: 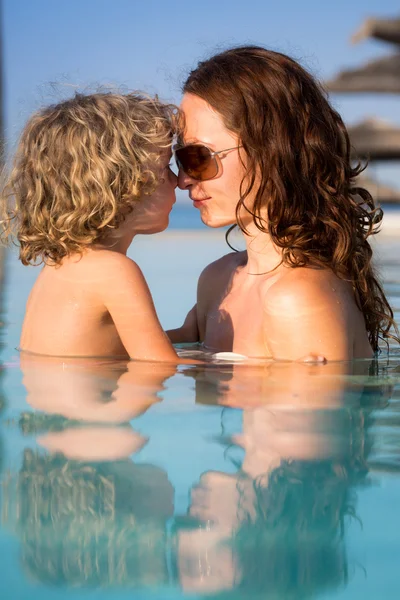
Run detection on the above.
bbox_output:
[20,157,182,362]
[168,93,374,361]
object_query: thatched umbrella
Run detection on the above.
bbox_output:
[326,54,400,94]
[0,1,5,292]
[356,174,400,205]
[326,15,400,206]
[351,16,400,46]
[348,118,400,161]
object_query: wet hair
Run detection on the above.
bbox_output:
[1,92,177,265]
[183,46,399,352]
[3,450,172,587]
[228,459,362,598]
[215,407,371,598]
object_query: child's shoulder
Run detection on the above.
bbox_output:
[69,250,144,286]
[78,249,141,270]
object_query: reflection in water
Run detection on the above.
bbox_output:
[3,452,174,587]
[20,353,177,419]
[188,358,395,409]
[175,359,395,596]
[19,354,176,460]
[0,355,400,596]
[177,407,370,596]
[2,355,176,588]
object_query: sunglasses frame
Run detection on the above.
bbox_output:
[173,143,243,181]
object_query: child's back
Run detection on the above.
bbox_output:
[2,92,180,362]
[21,251,129,358]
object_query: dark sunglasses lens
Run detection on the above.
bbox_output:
[175,145,218,181]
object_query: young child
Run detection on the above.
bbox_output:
[1,92,182,362]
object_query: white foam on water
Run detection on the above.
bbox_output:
[211,352,249,362]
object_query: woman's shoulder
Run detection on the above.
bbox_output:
[262,266,360,361]
[199,251,246,283]
[263,266,354,314]
[196,251,246,317]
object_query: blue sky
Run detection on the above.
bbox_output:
[3,0,400,188]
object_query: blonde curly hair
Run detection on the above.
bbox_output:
[1,92,178,265]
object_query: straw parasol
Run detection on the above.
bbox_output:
[351,16,400,46]
[327,15,400,206]
[326,14,400,94]
[356,174,400,205]
[348,118,400,161]
[326,54,400,94]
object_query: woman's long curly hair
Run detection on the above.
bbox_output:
[1,92,176,266]
[183,46,399,352]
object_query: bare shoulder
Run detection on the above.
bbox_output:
[198,251,245,287]
[81,249,141,269]
[263,267,352,315]
[197,251,245,311]
[262,267,357,361]
[71,251,151,306]
[77,250,145,285]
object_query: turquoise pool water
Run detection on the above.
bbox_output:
[0,211,400,599]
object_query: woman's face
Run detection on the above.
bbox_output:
[178,94,249,228]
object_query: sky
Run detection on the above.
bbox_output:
[3,0,400,190]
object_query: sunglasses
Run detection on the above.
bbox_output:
[174,143,242,182]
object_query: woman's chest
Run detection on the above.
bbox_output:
[201,284,270,357]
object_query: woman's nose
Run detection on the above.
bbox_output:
[177,168,194,190]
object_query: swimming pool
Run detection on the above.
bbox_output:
[0,215,400,599]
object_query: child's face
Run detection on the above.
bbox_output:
[131,152,177,235]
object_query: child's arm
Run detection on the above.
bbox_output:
[100,254,182,362]
[166,304,199,344]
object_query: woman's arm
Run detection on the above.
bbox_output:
[166,304,199,343]
[167,254,235,344]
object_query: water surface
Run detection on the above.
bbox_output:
[0,221,399,599]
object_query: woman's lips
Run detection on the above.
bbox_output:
[191,196,211,207]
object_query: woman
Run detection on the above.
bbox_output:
[168,46,398,360]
